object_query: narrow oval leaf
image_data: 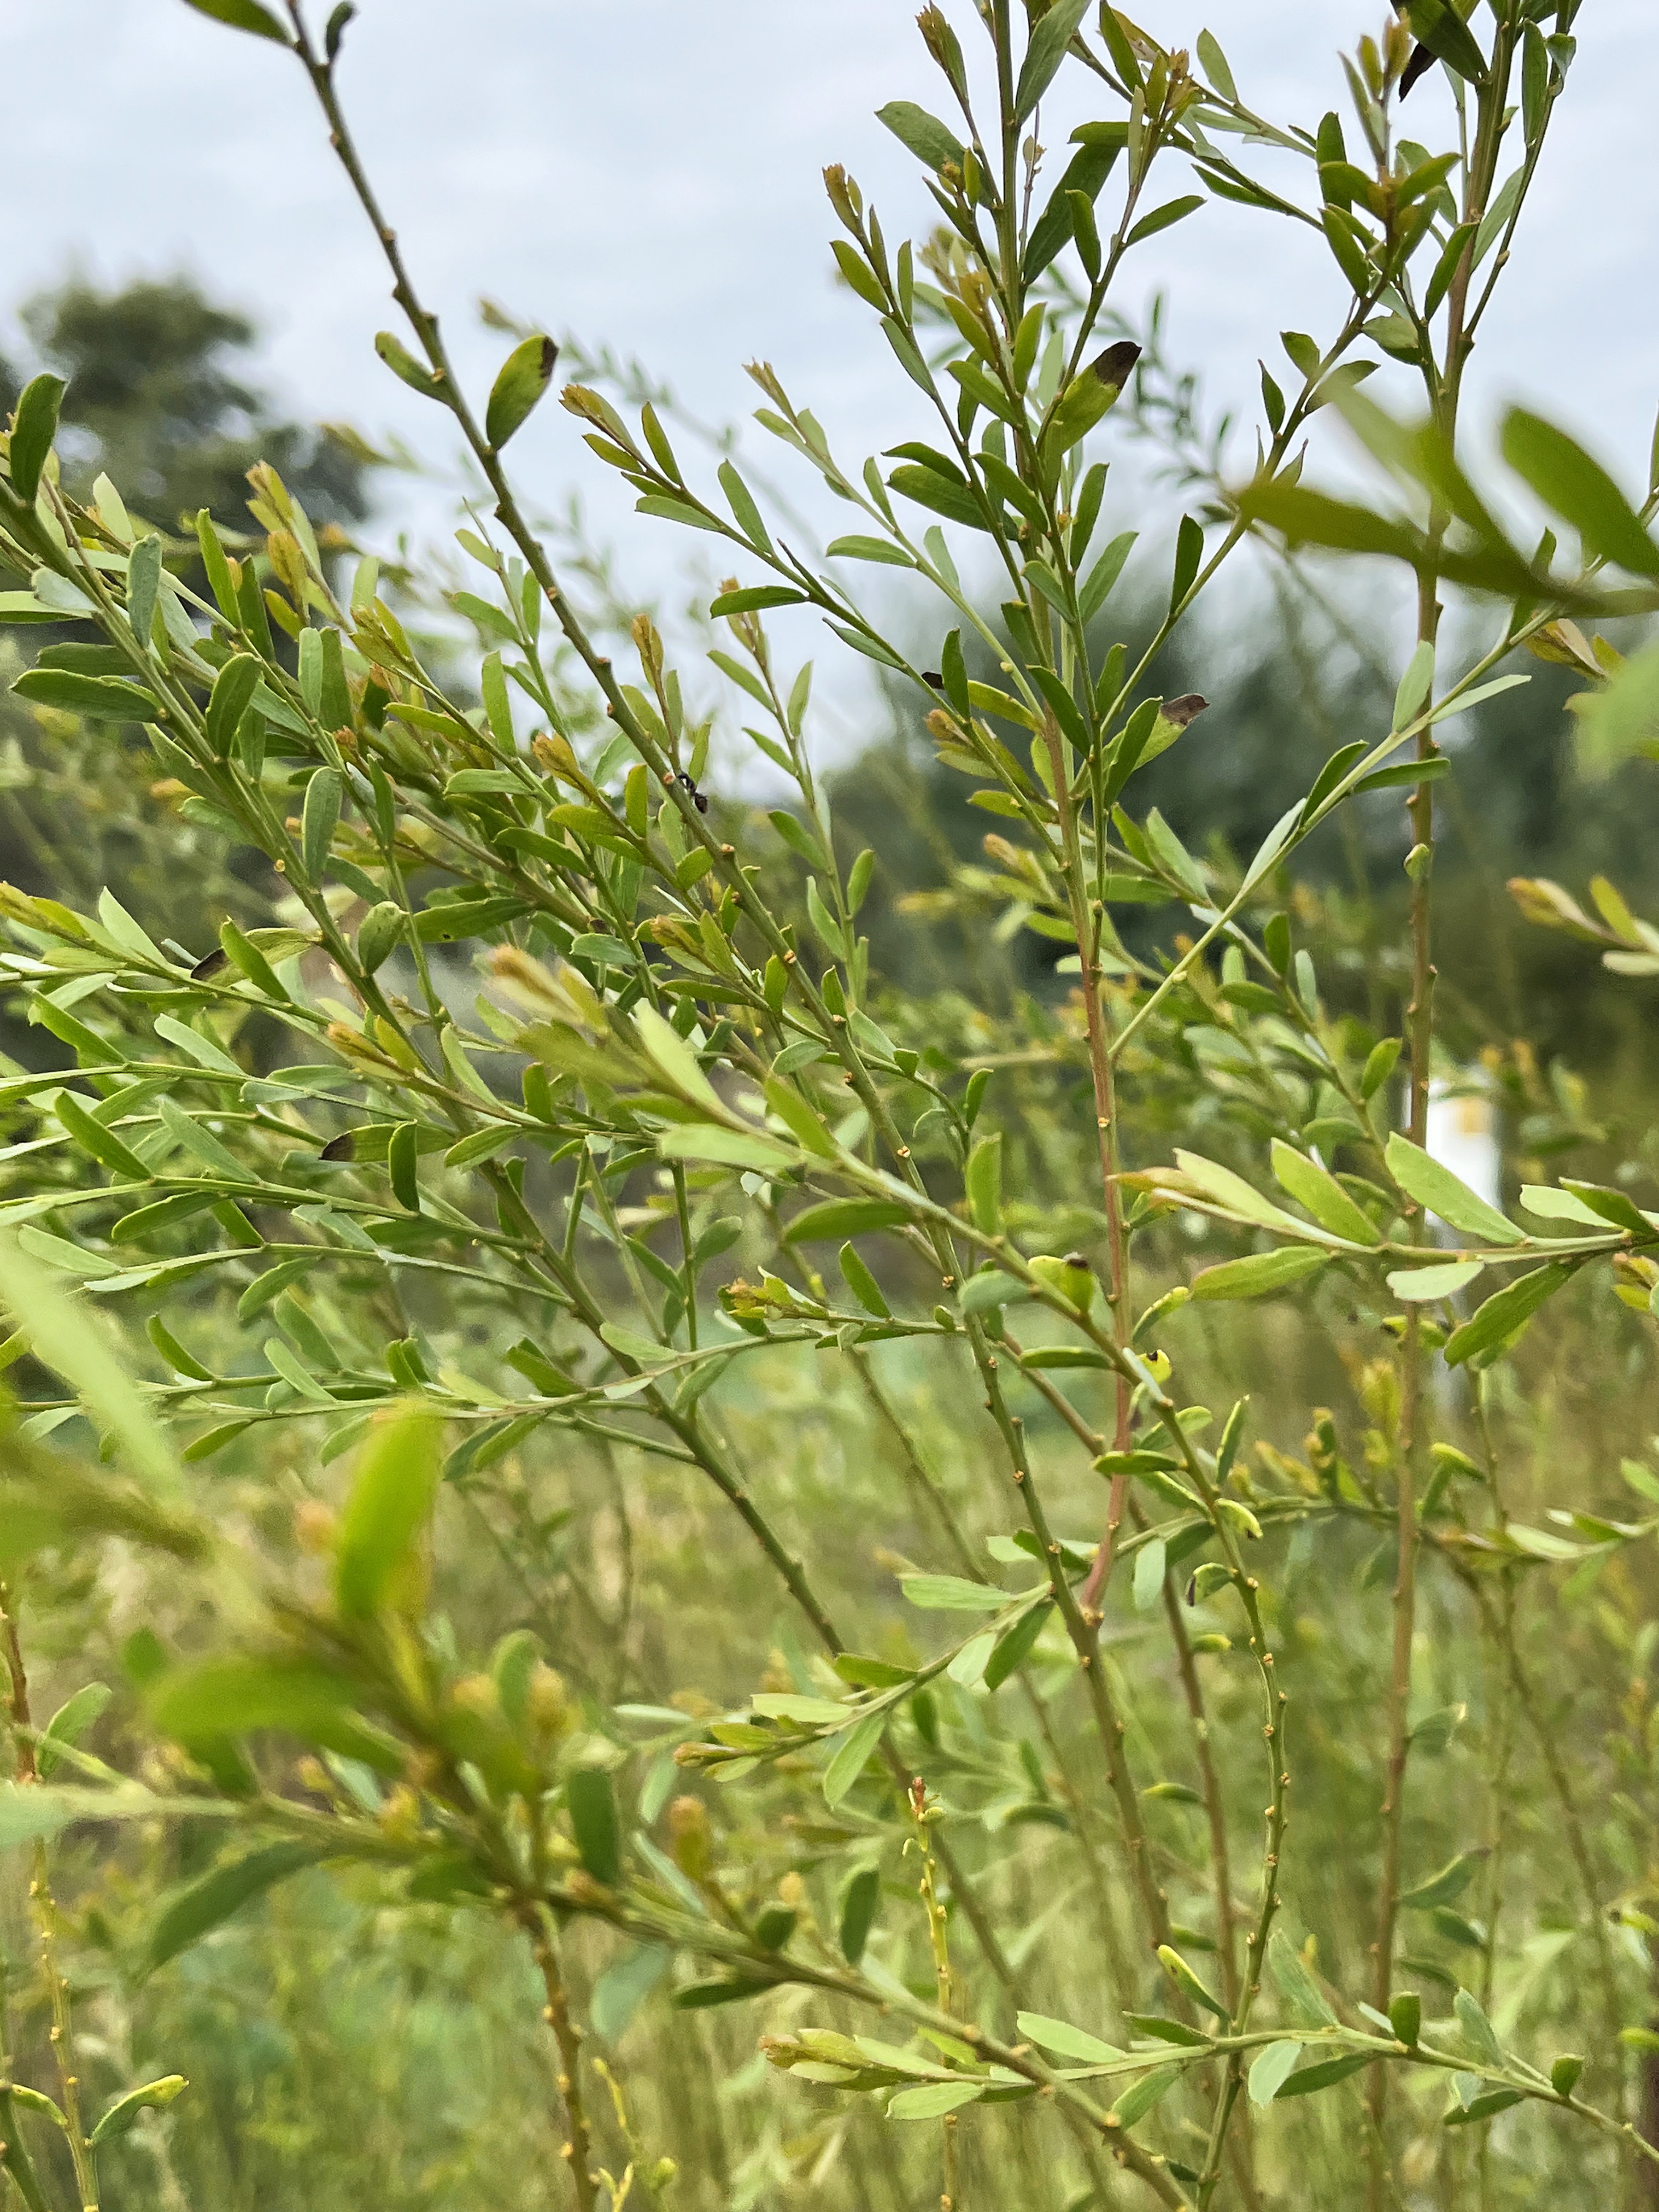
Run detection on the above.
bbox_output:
[1385,1134,1523,1245]
[1386,1260,1483,1302]
[1500,409,1659,582]
[145,1842,320,1975]
[12,669,159,721]
[900,1574,1017,1612]
[1192,1248,1328,1301]
[180,0,291,39]
[374,331,443,399]
[486,334,558,449]
[334,1402,444,1619]
[1274,2051,1374,2098]
[838,1865,881,1964]
[889,2080,985,2120]
[1443,1261,1576,1368]
[566,1767,622,1884]
[88,2075,188,2146]
[1249,2040,1304,2107]
[7,374,67,503]
[783,1198,910,1243]
[1015,2012,1125,2066]
[1111,2064,1182,2128]
[205,655,263,755]
[1271,1140,1380,1246]
[821,1709,885,1806]
[301,767,342,884]
[37,1682,113,1780]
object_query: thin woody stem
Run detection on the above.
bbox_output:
[522,1906,599,2212]
[2,1586,97,2212]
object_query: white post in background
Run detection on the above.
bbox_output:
[1423,1080,1501,1224]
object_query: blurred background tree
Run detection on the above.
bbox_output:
[0,276,375,1059]
[1,274,369,540]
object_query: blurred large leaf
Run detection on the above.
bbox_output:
[0,1235,181,1497]
[144,1841,322,1976]
[1570,639,1659,772]
[148,1656,364,1746]
[1500,409,1659,581]
[334,1402,443,1620]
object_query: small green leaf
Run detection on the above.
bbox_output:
[1274,2052,1373,2098]
[1444,1262,1577,1368]
[1016,2012,1124,2066]
[485,334,557,449]
[838,1865,881,1964]
[838,1241,891,1318]
[708,586,807,615]
[374,331,443,399]
[1248,2040,1303,2106]
[1453,1987,1505,2070]
[657,1124,798,1177]
[147,1658,360,1746]
[1157,1944,1230,2022]
[900,1574,1016,1612]
[12,669,159,721]
[1271,1140,1380,1245]
[145,1843,318,1975]
[53,1091,148,1180]
[37,1683,113,1779]
[1132,1536,1167,1612]
[1385,1134,1522,1245]
[783,1199,909,1244]
[1126,195,1205,248]
[1268,1930,1337,2026]
[1111,2064,1181,2128]
[1500,408,1659,580]
[1399,1851,1484,1909]
[1403,0,1487,84]
[204,655,263,756]
[876,101,966,173]
[566,1767,622,1884]
[966,1132,1002,1234]
[822,1710,884,1806]
[334,1402,443,1619]
[889,2080,985,2120]
[1192,1249,1328,1301]
[1445,2086,1524,2126]
[1387,1260,1483,1302]
[1550,2053,1584,2099]
[7,374,67,503]
[179,0,291,38]
[1195,29,1237,98]
[984,1600,1051,1690]
[1389,1992,1422,2047]
[1012,0,1089,118]
[126,535,164,647]
[301,767,342,883]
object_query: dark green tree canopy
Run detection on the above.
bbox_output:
[10,274,369,536]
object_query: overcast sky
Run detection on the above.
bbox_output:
[10,0,1656,735]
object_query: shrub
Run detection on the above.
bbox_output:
[4,3,1657,2209]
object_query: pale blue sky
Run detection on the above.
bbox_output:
[10,0,1657,723]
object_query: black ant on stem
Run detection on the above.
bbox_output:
[668,768,709,814]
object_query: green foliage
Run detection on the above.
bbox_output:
[3,5,1658,2212]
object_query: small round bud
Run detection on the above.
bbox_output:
[293,1499,337,1555]
[667,1794,714,1883]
